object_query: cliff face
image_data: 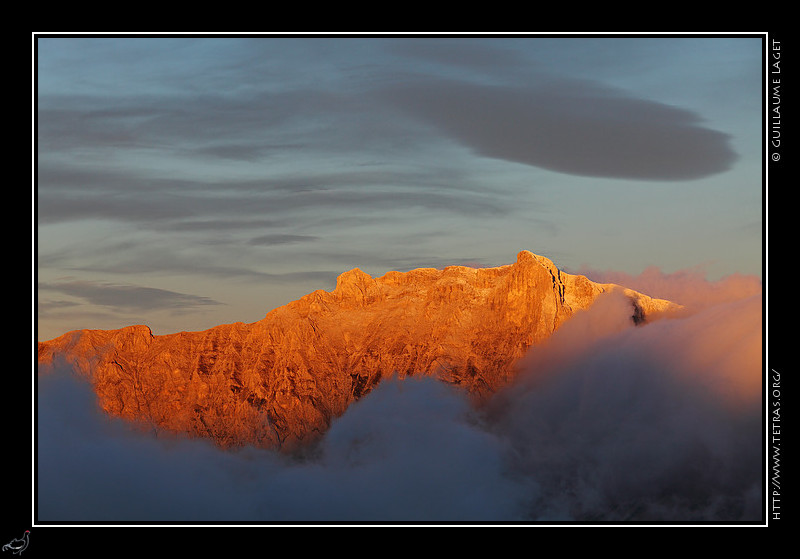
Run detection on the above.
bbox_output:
[37,251,679,451]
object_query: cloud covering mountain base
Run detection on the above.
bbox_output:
[36,269,763,523]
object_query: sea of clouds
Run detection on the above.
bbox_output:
[36,268,763,524]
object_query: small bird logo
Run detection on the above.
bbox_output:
[2,531,29,555]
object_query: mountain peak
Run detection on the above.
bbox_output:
[333,267,377,305]
[516,249,536,263]
[335,267,374,290]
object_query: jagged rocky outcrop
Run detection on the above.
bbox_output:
[37,251,679,451]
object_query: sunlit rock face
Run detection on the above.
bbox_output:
[37,251,679,451]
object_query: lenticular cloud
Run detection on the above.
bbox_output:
[36,271,763,523]
[376,76,738,181]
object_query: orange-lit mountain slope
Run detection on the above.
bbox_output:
[37,250,679,451]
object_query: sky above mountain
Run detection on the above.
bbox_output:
[35,34,764,340]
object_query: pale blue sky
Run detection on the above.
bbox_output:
[35,34,764,340]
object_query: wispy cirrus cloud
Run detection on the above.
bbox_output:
[39,279,223,312]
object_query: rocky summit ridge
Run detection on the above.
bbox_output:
[37,251,680,451]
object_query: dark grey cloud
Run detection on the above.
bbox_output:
[39,280,222,312]
[190,142,292,162]
[37,190,193,225]
[37,88,343,147]
[375,76,738,181]
[171,166,491,198]
[247,234,319,246]
[152,218,282,233]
